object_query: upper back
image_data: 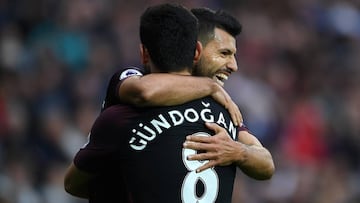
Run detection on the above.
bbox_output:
[120,97,238,202]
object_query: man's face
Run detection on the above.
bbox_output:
[194,27,238,86]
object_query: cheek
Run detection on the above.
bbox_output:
[205,52,223,64]
[200,53,223,75]
[207,56,224,70]
[201,60,219,77]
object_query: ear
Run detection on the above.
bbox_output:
[193,41,202,64]
[140,44,150,65]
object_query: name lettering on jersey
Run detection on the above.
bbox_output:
[129,101,237,150]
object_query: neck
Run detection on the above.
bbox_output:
[169,69,191,76]
[151,66,191,76]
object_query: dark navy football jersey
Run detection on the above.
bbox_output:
[101,66,146,111]
[75,96,238,203]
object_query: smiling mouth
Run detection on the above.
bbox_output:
[214,73,229,86]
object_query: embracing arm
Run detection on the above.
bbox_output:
[119,74,241,126]
[64,162,93,199]
[184,122,275,180]
[234,130,275,180]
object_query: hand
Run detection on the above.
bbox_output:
[211,84,243,126]
[183,122,245,173]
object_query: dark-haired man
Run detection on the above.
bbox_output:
[103,7,274,178]
[65,4,242,202]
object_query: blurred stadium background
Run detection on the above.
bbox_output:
[0,0,359,202]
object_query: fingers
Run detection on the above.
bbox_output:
[186,152,217,173]
[195,161,216,173]
[211,84,242,126]
[186,150,216,161]
[204,122,228,135]
[184,123,235,173]
[228,101,243,126]
[185,135,212,143]
[183,140,214,151]
[221,88,242,126]
[185,123,227,143]
[226,101,239,126]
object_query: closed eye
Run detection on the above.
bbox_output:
[220,49,235,57]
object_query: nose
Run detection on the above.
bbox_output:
[227,56,238,72]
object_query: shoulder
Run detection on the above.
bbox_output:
[102,66,147,110]
[112,66,147,81]
[99,104,139,125]
[107,66,146,89]
[89,105,140,143]
[119,67,145,80]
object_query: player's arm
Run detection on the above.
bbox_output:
[64,110,118,199]
[119,73,242,126]
[233,130,275,180]
[184,122,275,180]
[64,162,92,199]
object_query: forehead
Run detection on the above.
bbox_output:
[208,27,237,51]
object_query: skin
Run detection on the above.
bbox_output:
[118,42,242,126]
[64,41,206,198]
[64,164,91,198]
[184,28,274,179]
[118,28,274,178]
[64,24,274,200]
[194,28,238,87]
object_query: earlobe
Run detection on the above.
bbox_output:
[140,44,149,64]
[194,41,203,63]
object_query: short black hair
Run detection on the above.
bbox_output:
[191,8,242,45]
[140,3,198,72]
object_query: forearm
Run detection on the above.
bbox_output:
[235,142,275,180]
[64,163,92,199]
[120,74,219,107]
[120,74,242,125]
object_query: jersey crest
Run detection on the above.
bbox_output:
[119,68,143,80]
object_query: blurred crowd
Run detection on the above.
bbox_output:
[0,0,359,202]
